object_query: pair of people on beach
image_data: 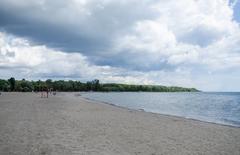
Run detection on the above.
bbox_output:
[41,88,49,98]
[40,87,57,98]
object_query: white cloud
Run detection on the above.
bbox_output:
[230,0,239,8]
[114,0,240,71]
[0,32,107,79]
[0,32,163,85]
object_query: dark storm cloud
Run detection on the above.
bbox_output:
[0,0,156,56]
[0,8,109,53]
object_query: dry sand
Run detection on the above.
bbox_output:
[0,92,239,155]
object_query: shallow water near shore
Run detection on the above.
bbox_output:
[81,92,240,127]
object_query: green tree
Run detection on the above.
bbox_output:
[0,80,9,91]
[92,79,100,91]
[46,79,53,88]
[8,77,15,91]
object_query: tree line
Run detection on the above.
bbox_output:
[0,77,199,92]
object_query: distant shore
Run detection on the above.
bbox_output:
[0,78,199,92]
[0,92,239,155]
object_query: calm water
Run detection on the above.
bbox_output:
[81,92,240,127]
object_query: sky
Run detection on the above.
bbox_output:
[0,0,240,91]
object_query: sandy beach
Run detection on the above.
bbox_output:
[0,92,239,155]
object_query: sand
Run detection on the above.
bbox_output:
[0,92,239,155]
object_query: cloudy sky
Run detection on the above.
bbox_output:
[0,0,240,91]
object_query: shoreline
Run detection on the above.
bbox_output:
[80,94,240,129]
[1,92,240,155]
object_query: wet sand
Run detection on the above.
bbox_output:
[0,92,239,155]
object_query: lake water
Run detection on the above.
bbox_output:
[81,92,240,127]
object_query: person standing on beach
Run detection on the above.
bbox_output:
[40,87,49,98]
[46,89,49,98]
[41,88,44,98]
